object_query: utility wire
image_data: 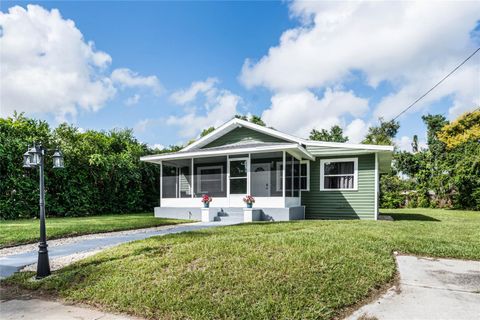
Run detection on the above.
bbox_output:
[392,47,480,121]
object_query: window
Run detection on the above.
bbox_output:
[197,166,223,194]
[320,158,358,191]
[300,160,310,191]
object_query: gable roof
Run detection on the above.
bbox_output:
[181,117,394,153]
[181,118,304,151]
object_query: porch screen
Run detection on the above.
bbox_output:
[283,154,300,197]
[161,159,192,198]
[251,152,283,197]
[194,156,227,197]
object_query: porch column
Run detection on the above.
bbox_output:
[159,160,163,206]
[282,151,286,200]
[191,158,194,198]
[247,153,251,195]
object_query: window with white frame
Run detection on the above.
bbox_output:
[320,158,358,191]
[300,160,310,191]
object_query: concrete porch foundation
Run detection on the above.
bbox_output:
[154,206,305,222]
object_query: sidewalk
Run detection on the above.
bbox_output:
[347,255,480,320]
[0,287,140,320]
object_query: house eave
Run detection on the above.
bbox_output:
[140,143,315,164]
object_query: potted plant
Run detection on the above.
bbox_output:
[201,194,212,208]
[243,195,255,208]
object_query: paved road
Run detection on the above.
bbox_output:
[347,255,480,320]
[0,221,236,278]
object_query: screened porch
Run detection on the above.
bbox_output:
[160,151,307,208]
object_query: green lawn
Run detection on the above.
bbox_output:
[4,208,479,319]
[0,213,188,248]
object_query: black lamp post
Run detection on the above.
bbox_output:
[23,143,64,279]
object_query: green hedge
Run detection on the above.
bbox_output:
[0,114,161,220]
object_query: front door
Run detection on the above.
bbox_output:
[228,158,248,207]
[251,163,270,197]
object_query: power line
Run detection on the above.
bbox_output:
[392,47,480,121]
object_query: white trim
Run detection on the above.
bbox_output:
[191,158,194,198]
[159,160,163,206]
[180,117,394,153]
[320,158,358,191]
[196,165,224,194]
[181,118,305,152]
[141,143,314,162]
[300,160,310,191]
[282,151,286,200]
[226,155,230,203]
[303,140,394,151]
[247,153,251,195]
[374,152,379,220]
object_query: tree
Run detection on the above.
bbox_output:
[437,110,480,210]
[412,135,419,153]
[437,109,480,149]
[249,115,266,127]
[0,114,160,219]
[362,118,399,145]
[422,114,448,157]
[200,126,215,137]
[235,114,266,126]
[309,125,348,142]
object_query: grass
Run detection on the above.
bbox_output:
[3,208,479,319]
[0,213,188,248]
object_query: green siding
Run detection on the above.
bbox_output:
[202,127,287,148]
[301,154,376,220]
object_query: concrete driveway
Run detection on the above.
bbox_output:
[0,220,237,279]
[348,255,480,320]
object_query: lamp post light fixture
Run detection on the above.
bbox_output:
[23,143,64,279]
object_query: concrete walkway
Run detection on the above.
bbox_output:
[0,220,237,279]
[0,297,139,320]
[347,255,480,320]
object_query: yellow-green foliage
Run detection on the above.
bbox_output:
[438,109,480,149]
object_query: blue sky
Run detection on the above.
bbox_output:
[1,1,479,150]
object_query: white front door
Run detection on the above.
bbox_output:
[228,158,249,207]
[251,163,270,197]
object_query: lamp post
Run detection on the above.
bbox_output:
[23,143,64,279]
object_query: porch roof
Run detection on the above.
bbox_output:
[140,142,315,164]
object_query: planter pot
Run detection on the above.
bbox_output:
[246,203,253,208]
[204,203,210,208]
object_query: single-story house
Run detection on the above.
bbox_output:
[140,118,393,223]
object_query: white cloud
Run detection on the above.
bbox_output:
[0,5,115,120]
[149,143,165,150]
[134,118,160,133]
[170,77,218,105]
[134,79,240,141]
[0,5,163,121]
[124,94,141,106]
[240,1,480,120]
[261,88,368,138]
[344,119,368,144]
[167,90,240,139]
[111,68,163,95]
[395,135,427,152]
